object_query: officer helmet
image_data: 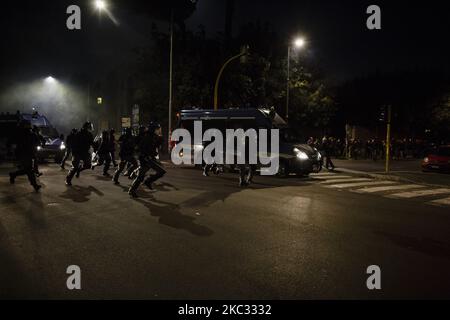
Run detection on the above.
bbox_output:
[83,122,93,131]
[148,122,161,133]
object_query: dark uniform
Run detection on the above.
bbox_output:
[32,126,45,176]
[65,122,94,186]
[60,128,77,169]
[109,129,117,167]
[92,130,112,176]
[113,128,138,184]
[9,121,41,191]
[128,123,166,198]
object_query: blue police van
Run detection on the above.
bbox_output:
[0,111,65,163]
[175,108,323,176]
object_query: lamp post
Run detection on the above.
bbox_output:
[286,37,306,122]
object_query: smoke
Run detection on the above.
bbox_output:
[0,79,90,135]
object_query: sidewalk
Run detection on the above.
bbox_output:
[332,159,450,187]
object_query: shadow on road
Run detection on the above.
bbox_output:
[59,185,104,203]
[134,195,214,237]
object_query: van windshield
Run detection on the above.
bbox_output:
[39,126,59,138]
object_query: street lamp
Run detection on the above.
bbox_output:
[95,0,106,11]
[286,37,306,122]
[45,76,56,84]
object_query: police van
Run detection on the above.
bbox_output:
[174,108,322,176]
[0,111,65,163]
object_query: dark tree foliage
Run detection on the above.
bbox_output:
[335,70,450,139]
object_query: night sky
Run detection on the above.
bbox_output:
[1,0,450,85]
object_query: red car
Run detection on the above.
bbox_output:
[422,145,450,173]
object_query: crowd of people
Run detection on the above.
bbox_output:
[307,136,434,162]
[9,120,167,198]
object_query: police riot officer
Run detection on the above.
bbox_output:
[32,125,45,177]
[91,130,112,176]
[113,127,138,185]
[128,122,166,198]
[60,128,77,170]
[109,129,117,167]
[9,120,42,192]
[65,122,94,186]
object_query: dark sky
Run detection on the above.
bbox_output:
[1,0,450,85]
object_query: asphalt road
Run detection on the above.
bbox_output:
[1,162,450,299]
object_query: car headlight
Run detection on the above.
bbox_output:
[294,148,309,160]
[37,146,42,151]
[60,143,66,150]
[423,157,429,163]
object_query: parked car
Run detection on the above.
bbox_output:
[422,145,450,173]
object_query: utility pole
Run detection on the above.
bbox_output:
[168,8,174,152]
[385,105,392,173]
[286,46,291,122]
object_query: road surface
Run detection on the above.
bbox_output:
[1,162,450,299]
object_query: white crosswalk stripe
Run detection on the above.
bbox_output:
[430,197,450,206]
[310,172,450,207]
[387,188,450,199]
[311,172,338,177]
[327,180,397,189]
[320,178,373,184]
[353,184,426,193]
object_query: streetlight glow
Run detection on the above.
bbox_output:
[95,0,106,10]
[45,76,56,83]
[294,37,306,49]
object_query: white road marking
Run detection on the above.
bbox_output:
[387,188,450,199]
[327,180,398,189]
[312,175,352,180]
[320,178,373,184]
[354,184,426,193]
[430,197,450,206]
[311,172,338,177]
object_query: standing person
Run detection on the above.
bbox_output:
[65,122,94,186]
[60,128,77,170]
[9,120,41,192]
[113,128,138,185]
[91,130,112,176]
[128,123,166,198]
[322,136,336,170]
[109,129,117,167]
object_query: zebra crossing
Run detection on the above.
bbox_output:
[310,172,450,207]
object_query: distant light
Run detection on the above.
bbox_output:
[97,97,103,105]
[45,76,56,83]
[293,38,306,49]
[95,0,106,10]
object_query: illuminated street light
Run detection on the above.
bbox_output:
[286,36,307,122]
[45,76,56,83]
[294,37,306,48]
[95,0,106,11]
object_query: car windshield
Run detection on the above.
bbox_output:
[38,126,59,138]
[437,147,450,157]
